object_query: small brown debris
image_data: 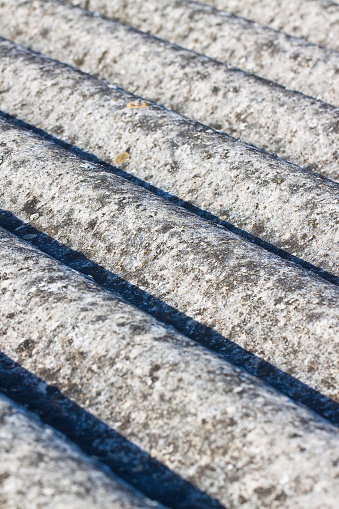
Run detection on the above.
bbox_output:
[126,101,146,109]
[114,152,130,164]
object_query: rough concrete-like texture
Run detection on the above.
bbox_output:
[1,117,339,403]
[1,227,339,509]
[1,39,339,181]
[0,393,163,509]
[0,48,339,274]
[61,0,339,105]
[201,0,339,52]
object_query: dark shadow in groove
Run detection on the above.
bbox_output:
[1,112,338,287]
[0,353,225,509]
[1,210,338,427]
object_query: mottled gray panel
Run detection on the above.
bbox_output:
[0,117,338,403]
[1,228,339,508]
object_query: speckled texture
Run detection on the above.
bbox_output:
[1,117,339,403]
[1,48,339,274]
[1,38,339,181]
[0,393,162,509]
[61,0,339,105]
[201,0,339,52]
[2,1,339,506]
[1,227,339,509]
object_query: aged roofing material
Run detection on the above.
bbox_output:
[1,38,339,181]
[60,0,339,104]
[1,227,339,508]
[1,0,339,507]
[0,393,164,509]
[200,0,339,52]
[1,117,339,404]
[1,45,339,274]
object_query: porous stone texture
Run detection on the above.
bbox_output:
[0,393,163,509]
[60,0,339,105]
[1,39,339,181]
[1,227,339,509]
[0,50,339,273]
[1,118,339,404]
[201,0,339,52]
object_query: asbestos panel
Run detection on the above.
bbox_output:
[0,117,338,404]
[1,227,339,508]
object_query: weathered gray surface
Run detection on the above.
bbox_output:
[1,47,339,273]
[1,38,339,181]
[1,117,339,403]
[1,227,339,509]
[1,1,339,507]
[61,0,339,105]
[201,0,339,52]
[0,393,163,509]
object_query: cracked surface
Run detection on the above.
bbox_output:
[0,117,339,403]
[1,228,339,508]
[0,393,162,509]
